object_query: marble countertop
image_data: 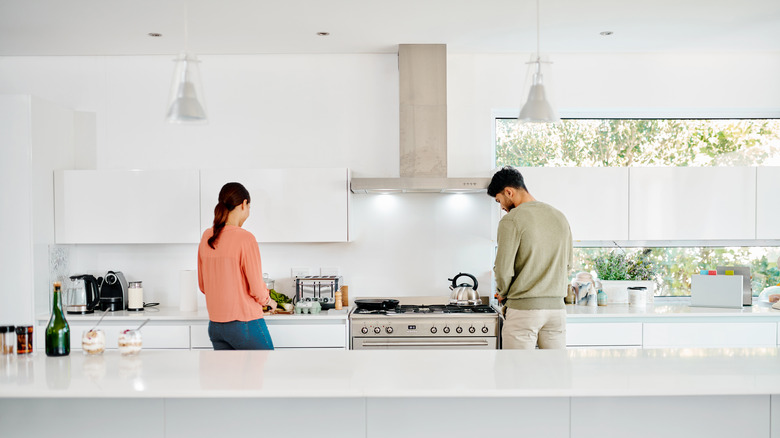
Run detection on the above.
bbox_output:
[2,347,780,398]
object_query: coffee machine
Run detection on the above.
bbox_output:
[99,271,128,311]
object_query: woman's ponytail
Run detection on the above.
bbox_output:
[207,182,251,249]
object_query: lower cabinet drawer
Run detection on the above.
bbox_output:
[643,322,777,348]
[566,323,643,347]
[190,322,347,349]
[36,323,191,350]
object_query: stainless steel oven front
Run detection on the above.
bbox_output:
[349,307,499,350]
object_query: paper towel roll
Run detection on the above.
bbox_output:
[179,270,198,312]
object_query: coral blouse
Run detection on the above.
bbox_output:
[197,225,269,322]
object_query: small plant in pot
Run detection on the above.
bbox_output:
[591,249,656,304]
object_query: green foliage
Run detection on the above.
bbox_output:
[496,119,780,168]
[591,249,655,281]
[576,247,780,297]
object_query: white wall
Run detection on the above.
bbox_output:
[1,51,779,313]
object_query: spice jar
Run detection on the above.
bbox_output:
[16,326,33,354]
[0,326,15,355]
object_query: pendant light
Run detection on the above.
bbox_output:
[166,1,207,124]
[518,0,559,123]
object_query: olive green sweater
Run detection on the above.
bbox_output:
[494,201,573,310]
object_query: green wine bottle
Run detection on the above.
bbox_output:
[45,281,70,357]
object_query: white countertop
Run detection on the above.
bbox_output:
[2,347,780,398]
[35,306,350,323]
[566,298,780,321]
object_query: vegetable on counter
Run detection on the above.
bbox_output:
[270,289,291,304]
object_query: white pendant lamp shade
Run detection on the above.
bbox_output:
[519,0,558,124]
[166,53,207,124]
[519,62,559,123]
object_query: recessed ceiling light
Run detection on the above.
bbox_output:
[148,32,163,37]
[600,31,614,36]
[316,32,330,36]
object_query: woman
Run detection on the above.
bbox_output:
[197,182,276,350]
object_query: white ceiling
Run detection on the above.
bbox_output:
[1,0,779,56]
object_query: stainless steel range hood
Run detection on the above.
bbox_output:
[350,44,490,194]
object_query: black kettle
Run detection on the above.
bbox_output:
[447,272,480,306]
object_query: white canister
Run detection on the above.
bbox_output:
[628,286,647,308]
[127,281,144,311]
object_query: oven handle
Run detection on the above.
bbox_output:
[360,340,490,347]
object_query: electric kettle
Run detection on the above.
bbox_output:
[66,274,101,314]
[448,272,481,306]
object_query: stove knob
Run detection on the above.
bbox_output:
[481,326,489,334]
[386,327,393,334]
[361,327,368,334]
[456,327,463,334]
[430,327,438,334]
[374,327,381,334]
[468,326,476,334]
[443,327,450,334]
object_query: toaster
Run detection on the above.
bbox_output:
[295,276,342,310]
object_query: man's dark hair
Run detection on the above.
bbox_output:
[487,166,527,197]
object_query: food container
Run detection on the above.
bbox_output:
[118,329,142,355]
[0,326,15,355]
[81,329,106,355]
[16,326,33,355]
[628,287,647,308]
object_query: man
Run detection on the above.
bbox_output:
[488,166,573,349]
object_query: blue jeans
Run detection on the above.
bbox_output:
[208,318,275,350]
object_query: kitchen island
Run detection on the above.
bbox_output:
[1,348,779,438]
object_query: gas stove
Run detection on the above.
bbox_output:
[349,297,500,350]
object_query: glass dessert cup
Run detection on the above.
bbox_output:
[81,329,105,355]
[118,329,142,356]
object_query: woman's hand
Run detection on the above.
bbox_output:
[266,298,278,313]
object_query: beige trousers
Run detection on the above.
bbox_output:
[502,308,567,349]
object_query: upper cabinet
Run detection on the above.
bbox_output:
[200,168,351,243]
[757,167,780,239]
[54,170,201,244]
[517,167,629,241]
[628,167,757,240]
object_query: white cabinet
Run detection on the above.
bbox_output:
[566,322,642,347]
[199,168,350,242]
[642,322,776,348]
[516,167,629,241]
[54,170,201,244]
[756,167,780,239]
[36,322,191,350]
[628,167,756,240]
[190,319,348,349]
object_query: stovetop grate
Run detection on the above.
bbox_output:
[353,304,497,315]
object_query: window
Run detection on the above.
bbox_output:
[496,118,780,296]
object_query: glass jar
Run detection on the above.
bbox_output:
[16,326,33,355]
[82,329,106,355]
[118,329,142,356]
[0,326,15,355]
[263,273,275,291]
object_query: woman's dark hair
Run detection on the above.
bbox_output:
[207,182,251,249]
[487,166,528,197]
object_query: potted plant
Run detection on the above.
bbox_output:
[590,249,656,304]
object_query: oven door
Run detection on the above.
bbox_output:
[352,337,497,350]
